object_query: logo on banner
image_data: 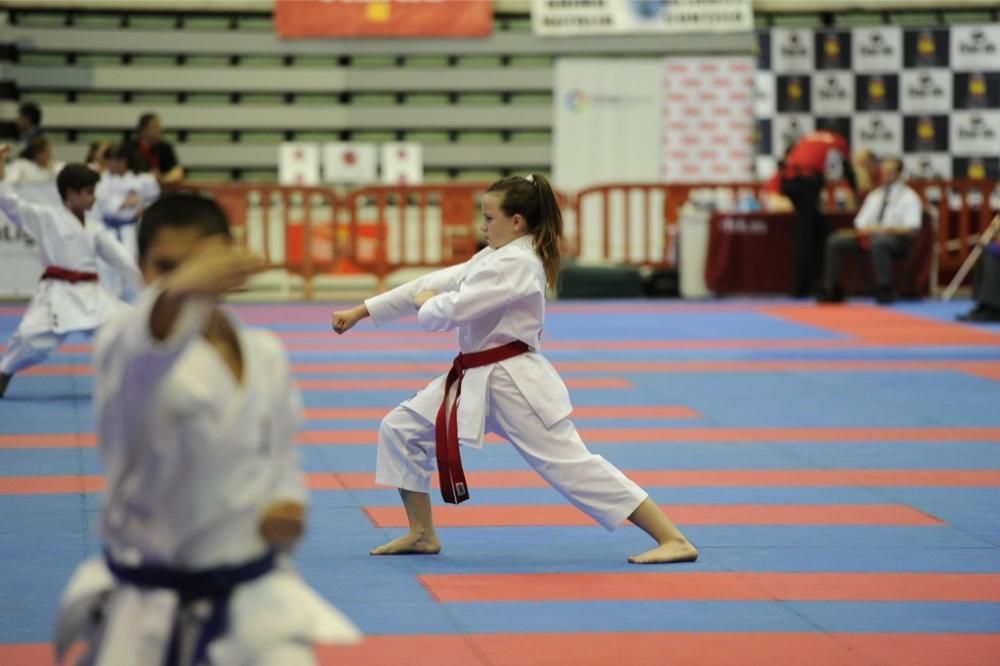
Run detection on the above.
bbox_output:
[788,78,804,102]
[860,31,894,58]
[818,75,848,101]
[777,75,809,112]
[817,31,850,69]
[966,158,987,180]
[909,29,947,68]
[908,72,945,100]
[867,75,888,108]
[779,118,808,151]
[780,31,808,59]
[956,115,997,141]
[958,29,998,56]
[968,73,988,107]
[565,89,589,112]
[917,30,936,58]
[914,158,944,180]
[859,117,894,143]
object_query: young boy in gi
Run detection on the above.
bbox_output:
[0,145,140,398]
[332,174,698,564]
[53,193,360,665]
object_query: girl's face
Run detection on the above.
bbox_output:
[481,192,527,250]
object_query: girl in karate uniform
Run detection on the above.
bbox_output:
[332,174,697,564]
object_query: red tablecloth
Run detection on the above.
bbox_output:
[705,212,854,295]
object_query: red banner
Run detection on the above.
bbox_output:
[275,0,493,38]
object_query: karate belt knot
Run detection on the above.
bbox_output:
[105,549,276,666]
[435,339,530,504]
[41,266,99,283]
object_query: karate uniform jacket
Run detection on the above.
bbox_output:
[364,235,572,448]
[0,184,140,336]
[53,289,360,664]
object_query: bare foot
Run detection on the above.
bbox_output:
[370,532,441,556]
[628,540,698,564]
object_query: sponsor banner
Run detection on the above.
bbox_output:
[278,143,321,186]
[903,153,952,181]
[855,73,899,112]
[753,71,776,117]
[950,111,1000,157]
[903,115,950,153]
[554,58,663,190]
[900,69,952,114]
[531,0,753,36]
[952,71,1000,111]
[815,30,851,70]
[772,113,815,156]
[756,31,771,70]
[851,112,903,158]
[904,28,950,69]
[660,57,754,183]
[950,25,1000,72]
[754,118,773,156]
[852,26,902,73]
[323,142,378,184]
[380,142,423,185]
[772,28,814,74]
[776,74,811,114]
[811,71,854,116]
[275,0,493,38]
[954,156,1000,181]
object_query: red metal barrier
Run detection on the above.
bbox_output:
[195,179,998,297]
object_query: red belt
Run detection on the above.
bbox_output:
[436,340,530,504]
[41,266,99,283]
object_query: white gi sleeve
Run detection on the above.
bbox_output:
[95,229,143,293]
[136,172,161,204]
[363,259,472,327]
[95,178,127,222]
[853,189,881,232]
[94,284,212,429]
[418,252,539,332]
[0,182,48,239]
[263,334,308,505]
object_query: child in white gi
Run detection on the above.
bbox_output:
[332,174,698,564]
[93,142,160,300]
[0,146,141,399]
[53,193,360,665]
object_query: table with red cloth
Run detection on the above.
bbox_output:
[705,211,854,295]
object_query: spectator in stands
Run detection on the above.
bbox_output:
[85,140,110,171]
[779,129,857,298]
[16,101,43,157]
[5,135,61,184]
[818,157,922,305]
[128,112,184,187]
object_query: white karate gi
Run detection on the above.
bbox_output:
[53,288,361,665]
[0,184,141,375]
[365,235,647,530]
[94,170,159,299]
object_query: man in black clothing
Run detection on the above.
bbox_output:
[127,112,184,187]
[957,247,1000,323]
[16,102,43,157]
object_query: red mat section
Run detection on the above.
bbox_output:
[8,468,998,495]
[365,503,942,527]
[4,634,999,666]
[420,571,1000,603]
[321,469,1000,490]
[4,426,998,449]
[303,405,699,420]
[760,305,1000,346]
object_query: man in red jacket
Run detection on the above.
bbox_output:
[780,130,857,297]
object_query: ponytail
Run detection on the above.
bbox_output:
[486,173,564,288]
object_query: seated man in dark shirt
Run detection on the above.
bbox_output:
[127,112,184,188]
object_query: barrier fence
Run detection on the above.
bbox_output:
[193,179,998,297]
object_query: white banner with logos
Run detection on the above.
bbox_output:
[661,57,754,183]
[553,58,664,191]
[532,0,753,36]
[0,183,59,299]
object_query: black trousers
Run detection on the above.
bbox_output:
[781,174,828,298]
